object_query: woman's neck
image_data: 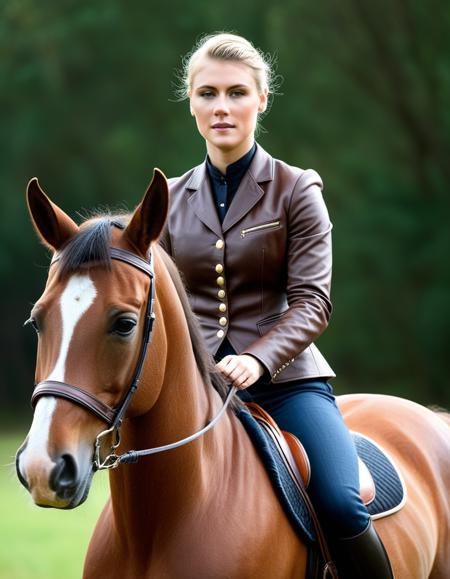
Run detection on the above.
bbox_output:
[206,139,255,174]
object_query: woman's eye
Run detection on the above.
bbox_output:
[111,318,137,337]
[230,90,245,97]
[199,91,214,98]
[24,317,40,334]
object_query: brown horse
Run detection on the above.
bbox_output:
[16,171,450,578]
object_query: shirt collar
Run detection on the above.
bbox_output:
[206,142,257,183]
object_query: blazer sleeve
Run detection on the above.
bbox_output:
[242,169,333,379]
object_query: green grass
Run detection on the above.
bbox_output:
[0,433,109,579]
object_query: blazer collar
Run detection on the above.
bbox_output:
[186,162,222,237]
[185,143,274,236]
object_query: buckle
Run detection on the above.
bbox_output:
[94,426,122,470]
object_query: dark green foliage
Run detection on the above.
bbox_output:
[1,0,449,412]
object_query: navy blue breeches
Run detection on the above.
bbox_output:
[239,378,370,539]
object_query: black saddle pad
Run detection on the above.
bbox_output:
[353,433,406,519]
[237,409,406,544]
[238,408,316,543]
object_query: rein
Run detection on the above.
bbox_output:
[31,246,237,470]
[103,384,237,469]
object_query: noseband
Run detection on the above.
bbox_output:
[31,246,236,470]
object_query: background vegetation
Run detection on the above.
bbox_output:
[2,0,448,410]
[0,434,108,578]
[1,0,449,404]
[1,1,449,576]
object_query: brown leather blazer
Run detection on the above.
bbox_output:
[160,144,335,382]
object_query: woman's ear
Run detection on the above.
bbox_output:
[258,89,268,113]
[188,91,196,116]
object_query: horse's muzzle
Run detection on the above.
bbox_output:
[16,442,94,509]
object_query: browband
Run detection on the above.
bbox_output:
[50,246,153,277]
[109,247,153,276]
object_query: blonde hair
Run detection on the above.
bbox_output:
[177,32,277,100]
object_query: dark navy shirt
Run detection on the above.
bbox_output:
[207,143,257,361]
[206,142,257,223]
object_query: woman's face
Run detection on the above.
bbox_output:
[189,57,267,160]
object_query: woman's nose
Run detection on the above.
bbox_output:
[213,96,230,116]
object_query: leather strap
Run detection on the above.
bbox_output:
[50,246,153,277]
[245,402,310,488]
[32,381,116,423]
[109,247,153,277]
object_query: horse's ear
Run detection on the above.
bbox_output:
[26,178,79,251]
[124,168,169,256]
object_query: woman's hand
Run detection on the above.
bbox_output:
[216,354,264,389]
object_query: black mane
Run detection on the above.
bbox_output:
[57,215,128,278]
[55,214,240,411]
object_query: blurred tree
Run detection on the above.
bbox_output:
[0,0,449,414]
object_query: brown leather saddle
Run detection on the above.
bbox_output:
[246,402,376,506]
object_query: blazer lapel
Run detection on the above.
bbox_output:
[186,163,223,237]
[222,144,274,233]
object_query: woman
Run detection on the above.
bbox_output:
[160,32,393,579]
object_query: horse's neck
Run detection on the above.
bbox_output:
[109,362,233,548]
[108,260,235,543]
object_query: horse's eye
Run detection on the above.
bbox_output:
[24,317,40,334]
[111,317,137,337]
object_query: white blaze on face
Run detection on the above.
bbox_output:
[19,274,97,495]
[47,274,98,382]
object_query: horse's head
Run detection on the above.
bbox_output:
[16,170,169,508]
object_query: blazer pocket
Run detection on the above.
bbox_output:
[240,220,281,238]
[256,311,288,336]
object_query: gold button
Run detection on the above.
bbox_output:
[216,329,225,338]
[215,239,224,249]
[217,289,226,299]
[219,317,227,326]
[216,276,225,286]
[219,303,227,312]
[215,264,224,273]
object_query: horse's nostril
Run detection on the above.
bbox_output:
[50,454,79,497]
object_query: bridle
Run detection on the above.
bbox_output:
[31,246,236,470]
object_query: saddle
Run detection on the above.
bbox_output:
[246,402,376,506]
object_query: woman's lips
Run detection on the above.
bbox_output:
[212,123,235,130]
